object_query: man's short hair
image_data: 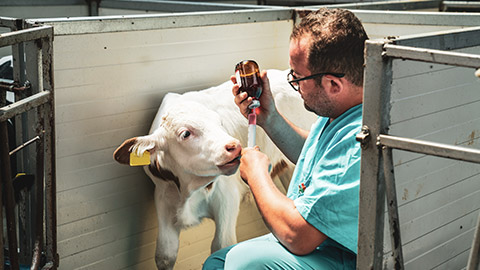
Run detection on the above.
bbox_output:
[291,8,369,86]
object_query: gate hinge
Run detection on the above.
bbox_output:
[356,125,370,149]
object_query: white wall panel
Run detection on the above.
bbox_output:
[52,17,291,269]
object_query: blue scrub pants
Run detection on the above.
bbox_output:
[202,234,356,270]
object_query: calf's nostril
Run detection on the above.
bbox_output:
[226,144,236,152]
[225,141,241,153]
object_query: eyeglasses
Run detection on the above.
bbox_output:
[287,69,345,91]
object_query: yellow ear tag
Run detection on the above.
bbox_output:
[129,151,150,166]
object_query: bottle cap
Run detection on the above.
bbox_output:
[249,100,260,109]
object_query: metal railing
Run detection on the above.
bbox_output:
[356,26,480,270]
[0,17,57,270]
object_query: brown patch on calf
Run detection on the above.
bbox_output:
[113,137,138,164]
[270,159,288,179]
[205,182,214,191]
[149,160,181,190]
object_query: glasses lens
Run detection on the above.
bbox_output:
[287,71,299,91]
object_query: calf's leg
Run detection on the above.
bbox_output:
[209,177,243,252]
[153,184,181,270]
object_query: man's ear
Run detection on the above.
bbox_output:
[324,74,343,94]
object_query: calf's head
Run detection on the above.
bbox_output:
[114,101,242,191]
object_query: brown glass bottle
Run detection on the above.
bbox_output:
[235,60,262,108]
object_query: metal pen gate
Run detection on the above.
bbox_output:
[356,26,480,269]
[0,17,57,270]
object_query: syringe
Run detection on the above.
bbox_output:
[247,109,257,148]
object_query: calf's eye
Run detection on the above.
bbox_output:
[180,130,191,139]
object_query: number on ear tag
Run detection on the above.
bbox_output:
[130,151,150,166]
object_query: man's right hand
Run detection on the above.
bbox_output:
[231,70,277,127]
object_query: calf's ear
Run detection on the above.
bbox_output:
[113,136,157,165]
[113,137,138,165]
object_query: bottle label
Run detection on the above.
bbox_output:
[235,70,242,88]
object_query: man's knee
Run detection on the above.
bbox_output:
[203,245,235,270]
[224,240,292,269]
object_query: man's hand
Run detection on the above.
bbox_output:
[231,70,277,127]
[239,146,271,185]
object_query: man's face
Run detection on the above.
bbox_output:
[288,37,334,117]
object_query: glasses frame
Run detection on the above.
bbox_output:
[287,69,345,91]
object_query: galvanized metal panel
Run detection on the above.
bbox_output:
[324,0,441,11]
[363,23,460,40]
[405,226,475,269]
[353,10,480,27]
[29,9,293,36]
[363,33,480,269]
[393,26,480,50]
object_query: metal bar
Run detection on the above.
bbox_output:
[36,40,44,96]
[391,26,480,50]
[11,23,28,189]
[0,80,31,92]
[0,25,53,47]
[9,135,40,156]
[41,262,54,270]
[351,10,480,28]
[324,0,440,10]
[467,211,480,270]
[26,8,293,36]
[382,146,405,270]
[384,44,480,69]
[0,118,4,270]
[41,33,58,269]
[0,121,19,270]
[0,17,23,30]
[0,91,51,122]
[377,134,480,164]
[88,0,99,16]
[443,1,480,9]
[101,0,275,12]
[357,39,392,270]
[31,107,45,270]
[44,101,57,268]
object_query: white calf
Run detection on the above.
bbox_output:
[113,69,316,269]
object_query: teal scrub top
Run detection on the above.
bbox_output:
[286,104,362,254]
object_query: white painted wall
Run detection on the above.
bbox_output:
[51,17,292,269]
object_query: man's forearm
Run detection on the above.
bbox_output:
[262,111,309,164]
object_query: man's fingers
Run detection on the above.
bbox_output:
[233,92,252,116]
[234,92,248,105]
[232,83,240,96]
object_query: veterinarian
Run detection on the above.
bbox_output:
[203,8,367,269]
